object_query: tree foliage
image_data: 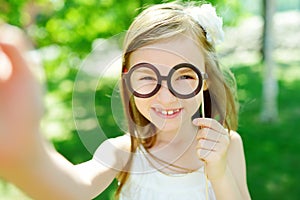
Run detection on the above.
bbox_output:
[1,0,243,54]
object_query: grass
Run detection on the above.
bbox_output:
[232,62,300,200]
[1,62,299,199]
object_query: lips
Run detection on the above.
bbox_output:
[152,108,182,118]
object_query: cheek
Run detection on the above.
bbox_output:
[134,97,151,117]
[185,94,202,114]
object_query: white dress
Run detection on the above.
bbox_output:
[119,146,216,200]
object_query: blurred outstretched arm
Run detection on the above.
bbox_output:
[0,29,127,199]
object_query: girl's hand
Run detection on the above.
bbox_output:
[192,118,230,180]
[0,43,43,167]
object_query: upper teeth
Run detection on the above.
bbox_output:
[155,108,180,115]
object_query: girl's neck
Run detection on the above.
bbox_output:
[146,120,203,172]
[153,119,198,153]
[154,119,198,149]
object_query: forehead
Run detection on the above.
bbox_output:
[128,34,205,72]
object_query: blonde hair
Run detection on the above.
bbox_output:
[116,1,238,197]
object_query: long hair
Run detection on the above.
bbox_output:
[116,2,238,197]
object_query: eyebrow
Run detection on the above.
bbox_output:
[129,62,204,76]
[134,68,155,75]
[175,68,197,73]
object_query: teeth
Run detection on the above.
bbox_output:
[155,108,180,115]
[167,110,174,115]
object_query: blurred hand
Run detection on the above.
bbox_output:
[193,118,230,180]
[0,43,43,169]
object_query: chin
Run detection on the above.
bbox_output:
[153,121,181,133]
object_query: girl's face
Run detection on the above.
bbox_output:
[128,35,206,133]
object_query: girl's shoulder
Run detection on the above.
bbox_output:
[228,130,243,142]
[227,130,247,165]
[93,134,131,171]
[227,130,244,151]
[107,134,131,153]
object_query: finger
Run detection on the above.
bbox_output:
[197,138,228,161]
[197,149,211,160]
[197,128,222,142]
[197,141,217,159]
[193,118,228,135]
[0,43,31,78]
[197,132,230,152]
[197,139,218,151]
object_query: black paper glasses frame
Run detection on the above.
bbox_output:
[123,62,208,99]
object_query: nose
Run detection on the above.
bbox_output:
[156,81,177,103]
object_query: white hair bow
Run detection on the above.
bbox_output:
[185,4,225,46]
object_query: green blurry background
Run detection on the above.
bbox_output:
[0,0,299,199]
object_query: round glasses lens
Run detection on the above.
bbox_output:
[129,65,158,96]
[170,66,200,96]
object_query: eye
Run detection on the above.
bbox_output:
[140,76,156,81]
[173,67,198,81]
[177,75,194,80]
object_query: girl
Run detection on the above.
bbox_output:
[0,2,251,200]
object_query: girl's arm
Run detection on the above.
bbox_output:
[0,43,130,199]
[2,137,128,200]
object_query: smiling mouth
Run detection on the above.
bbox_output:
[152,108,182,118]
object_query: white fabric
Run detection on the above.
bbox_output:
[119,146,216,200]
